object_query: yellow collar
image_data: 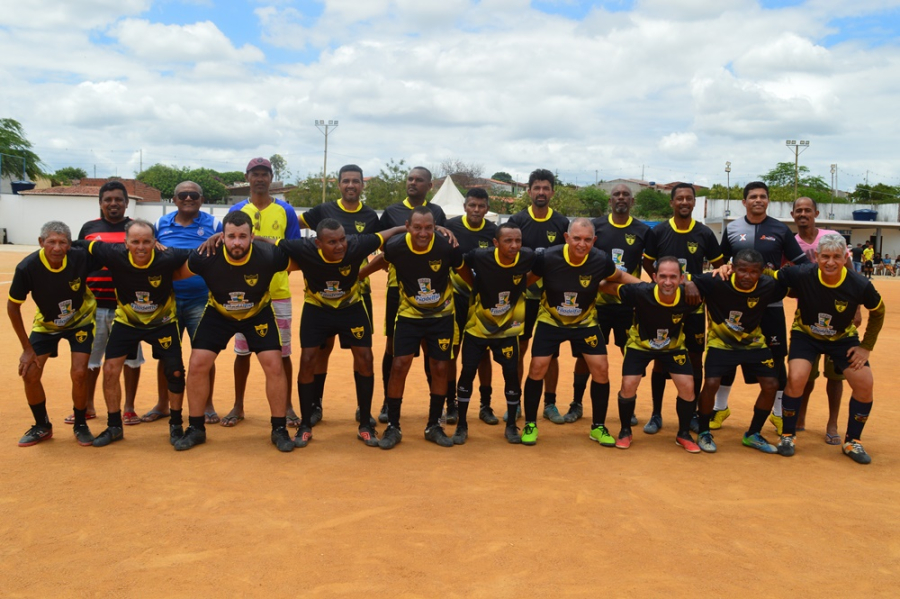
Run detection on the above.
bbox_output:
[225,244,253,266]
[338,199,362,213]
[405,232,435,255]
[463,216,485,231]
[654,285,681,307]
[528,205,553,222]
[819,267,847,288]
[609,214,633,229]
[730,274,758,293]
[39,248,67,273]
[494,247,519,268]
[669,218,695,233]
[563,244,588,267]
[128,249,155,269]
[403,198,428,209]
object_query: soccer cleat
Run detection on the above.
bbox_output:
[708,407,731,430]
[643,414,662,435]
[18,424,53,447]
[503,405,521,422]
[73,424,94,446]
[378,402,389,424]
[479,406,500,425]
[690,412,700,433]
[521,422,538,445]
[174,426,207,451]
[271,427,295,452]
[698,431,717,453]
[589,424,616,447]
[293,425,313,448]
[768,413,783,436]
[309,404,323,427]
[742,432,778,454]
[615,428,633,449]
[842,439,872,464]
[379,425,403,450]
[563,401,583,423]
[543,404,564,424]
[630,414,639,426]
[452,425,468,445]
[355,408,377,428]
[424,425,454,447]
[505,425,522,444]
[92,426,123,448]
[444,400,459,425]
[776,434,795,457]
[168,424,184,446]
[675,432,701,453]
[357,425,380,447]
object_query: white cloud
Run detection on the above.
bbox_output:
[109,19,264,64]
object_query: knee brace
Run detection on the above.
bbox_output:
[164,359,185,394]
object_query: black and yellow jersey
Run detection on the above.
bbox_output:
[382,232,464,319]
[464,247,536,338]
[592,214,650,306]
[507,206,569,300]
[643,218,722,276]
[299,199,382,295]
[187,241,290,321]
[775,264,883,344]
[87,242,189,329]
[533,245,616,328]
[8,248,97,334]
[279,234,384,310]
[693,273,786,350]
[444,215,497,294]
[614,282,695,352]
[379,199,447,288]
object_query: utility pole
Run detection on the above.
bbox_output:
[785,139,810,200]
[641,165,645,181]
[830,163,837,219]
[595,169,598,185]
[725,161,732,216]
[314,119,339,204]
[140,149,142,175]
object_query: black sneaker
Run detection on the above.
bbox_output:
[643,414,662,434]
[444,400,459,425]
[272,426,295,452]
[378,402,389,424]
[73,424,94,446]
[168,424,184,446]
[293,425,313,448]
[479,406,499,425]
[174,426,206,451]
[563,401,583,423]
[355,408,378,428]
[18,424,53,447]
[379,425,402,449]
[689,412,700,433]
[842,439,872,464]
[357,425,380,447]
[425,425,454,447]
[505,425,522,444]
[310,404,323,427]
[92,426,123,447]
[452,425,468,445]
[630,414,639,426]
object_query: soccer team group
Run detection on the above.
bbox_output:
[8,159,885,463]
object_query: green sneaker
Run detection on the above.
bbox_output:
[589,424,616,447]
[742,431,777,454]
[521,422,538,445]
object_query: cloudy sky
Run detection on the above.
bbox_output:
[2,0,899,191]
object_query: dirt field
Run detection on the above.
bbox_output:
[1,245,899,598]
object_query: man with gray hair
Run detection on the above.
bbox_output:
[773,233,885,464]
[8,221,98,446]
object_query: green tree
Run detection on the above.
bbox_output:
[633,188,672,220]
[52,166,88,185]
[850,183,900,204]
[0,118,44,180]
[137,164,186,199]
[185,167,229,203]
[761,162,809,187]
[363,159,412,210]
[492,171,513,183]
[218,171,246,186]
[577,186,609,218]
[285,172,339,207]
[269,154,289,182]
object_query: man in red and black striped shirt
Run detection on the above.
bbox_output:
[75,181,144,424]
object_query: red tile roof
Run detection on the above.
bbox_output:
[18,178,162,202]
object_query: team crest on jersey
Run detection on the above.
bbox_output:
[512,274,523,285]
[438,338,451,351]
[339,265,352,277]
[762,359,774,368]
[673,354,686,366]
[429,260,442,272]
[69,278,81,291]
[132,291,156,313]
[491,291,511,316]
[75,330,88,343]
[322,281,345,299]
[158,336,172,350]
[695,333,705,345]
[687,242,698,254]
[255,323,269,337]
[415,278,440,304]
[650,329,670,350]
[584,335,599,348]
[612,249,625,270]
[272,220,280,230]
[546,231,557,243]
[351,326,365,339]
[478,240,489,248]
[625,234,636,246]
[355,221,365,233]
[579,275,591,288]
[747,297,759,308]
[672,313,683,324]
[811,313,836,336]
[726,311,744,332]
[835,300,848,313]
[502,345,514,359]
[244,274,259,287]
[148,275,162,288]
[558,292,582,317]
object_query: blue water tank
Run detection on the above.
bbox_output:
[852,209,878,222]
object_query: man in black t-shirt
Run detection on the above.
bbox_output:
[8,221,98,447]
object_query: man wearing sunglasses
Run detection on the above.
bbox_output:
[144,181,223,424]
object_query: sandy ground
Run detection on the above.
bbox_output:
[1,245,899,598]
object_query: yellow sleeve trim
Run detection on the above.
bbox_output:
[298,213,309,228]
[375,233,385,249]
[8,295,25,304]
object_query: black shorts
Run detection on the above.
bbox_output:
[300,301,371,349]
[788,331,865,375]
[384,286,400,338]
[460,332,519,373]
[596,304,633,349]
[393,315,455,361]
[684,311,706,354]
[363,293,373,330]
[521,299,540,341]
[531,321,607,357]
[453,291,472,345]
[704,347,778,381]
[622,347,692,377]
[29,323,94,358]
[192,305,282,355]
[106,321,183,367]
[760,306,788,361]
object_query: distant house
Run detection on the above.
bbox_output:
[433,176,527,195]
[225,181,295,204]
[17,178,163,203]
[597,178,709,197]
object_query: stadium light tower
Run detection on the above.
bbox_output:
[785,140,810,200]
[315,119,339,204]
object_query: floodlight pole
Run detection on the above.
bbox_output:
[785,139,810,200]
[315,119,339,204]
[724,161,732,216]
[830,163,837,219]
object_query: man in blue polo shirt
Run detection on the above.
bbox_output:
[143,180,223,423]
